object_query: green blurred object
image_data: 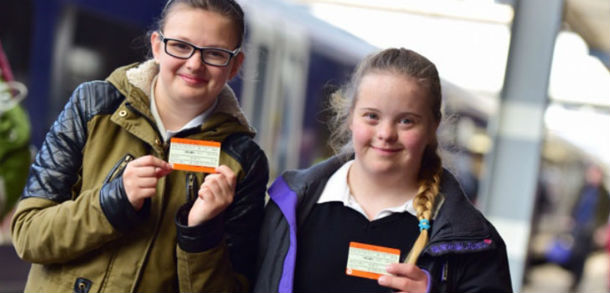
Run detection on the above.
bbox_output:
[0,81,31,220]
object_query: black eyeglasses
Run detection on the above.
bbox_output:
[158,32,240,67]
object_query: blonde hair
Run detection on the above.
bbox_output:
[329,48,443,264]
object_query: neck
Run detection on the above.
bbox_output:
[154,87,214,132]
[347,161,419,220]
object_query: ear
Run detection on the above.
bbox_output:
[150,31,162,63]
[228,52,244,80]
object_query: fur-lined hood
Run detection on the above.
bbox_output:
[106,59,256,135]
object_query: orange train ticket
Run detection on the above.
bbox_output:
[345,241,401,280]
[168,137,221,173]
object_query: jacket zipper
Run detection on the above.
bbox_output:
[103,154,134,184]
[442,260,449,281]
[185,173,198,202]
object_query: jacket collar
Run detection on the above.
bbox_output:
[429,171,492,242]
[106,60,256,136]
[278,154,492,243]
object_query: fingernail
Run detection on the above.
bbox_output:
[378,276,387,285]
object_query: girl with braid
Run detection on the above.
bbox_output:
[255,48,512,293]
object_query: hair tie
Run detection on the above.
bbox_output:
[418,219,430,231]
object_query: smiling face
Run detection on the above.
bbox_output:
[349,71,438,179]
[151,4,243,112]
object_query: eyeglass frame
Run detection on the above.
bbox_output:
[158,31,241,67]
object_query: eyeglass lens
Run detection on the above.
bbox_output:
[164,39,232,66]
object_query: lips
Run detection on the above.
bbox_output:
[178,73,208,85]
[371,146,402,154]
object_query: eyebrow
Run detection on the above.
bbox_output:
[357,107,422,118]
[162,33,231,50]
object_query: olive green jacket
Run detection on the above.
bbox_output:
[11,60,269,292]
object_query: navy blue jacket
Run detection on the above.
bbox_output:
[254,155,512,293]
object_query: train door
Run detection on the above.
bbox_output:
[240,10,310,178]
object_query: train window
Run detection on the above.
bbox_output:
[238,10,313,177]
[301,49,355,166]
[0,0,33,84]
[252,45,269,134]
[271,42,309,175]
[49,5,145,126]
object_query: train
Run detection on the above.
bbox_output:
[1,0,600,205]
[235,0,607,203]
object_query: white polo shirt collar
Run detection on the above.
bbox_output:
[317,160,417,220]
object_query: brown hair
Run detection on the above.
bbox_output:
[156,0,245,48]
[329,48,443,264]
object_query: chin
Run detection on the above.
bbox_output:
[178,87,209,99]
[366,163,401,175]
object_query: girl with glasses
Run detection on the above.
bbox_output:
[254,48,513,293]
[11,1,268,292]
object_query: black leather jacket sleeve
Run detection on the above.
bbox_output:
[12,81,126,264]
[175,133,269,284]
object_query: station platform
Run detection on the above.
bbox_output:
[523,250,609,293]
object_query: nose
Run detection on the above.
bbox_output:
[185,50,205,70]
[377,121,397,142]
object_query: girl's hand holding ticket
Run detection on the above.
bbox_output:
[188,165,237,226]
[123,155,172,211]
[378,263,429,293]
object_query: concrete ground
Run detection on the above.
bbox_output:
[522,250,609,293]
